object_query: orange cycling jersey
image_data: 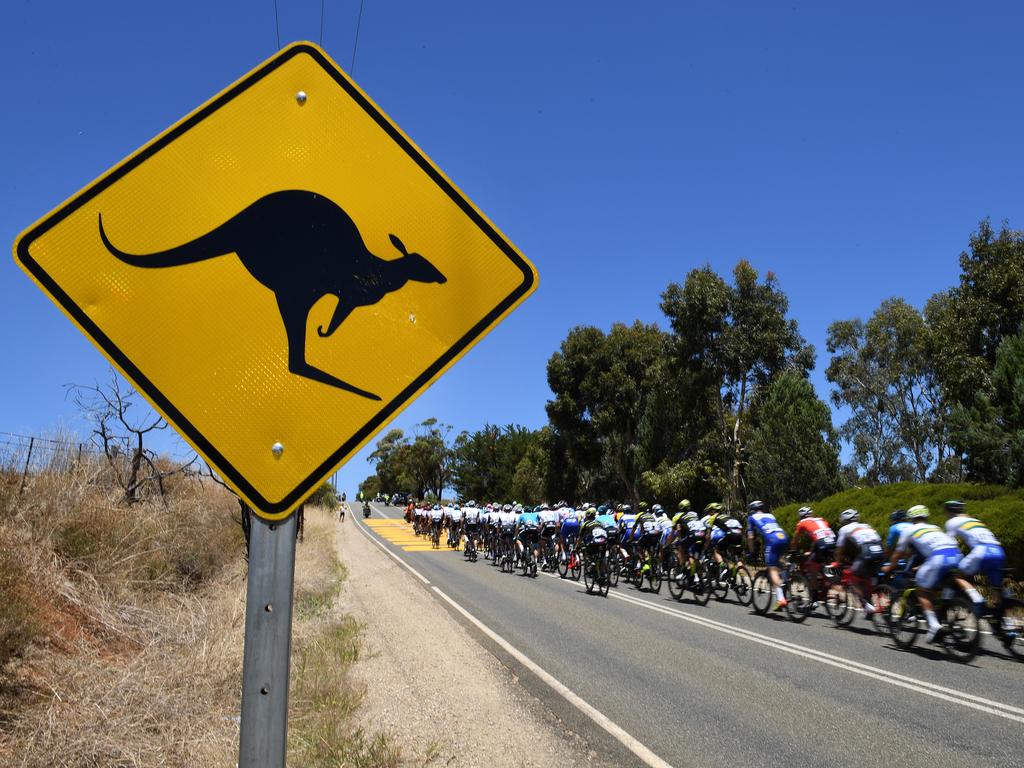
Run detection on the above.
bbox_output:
[794,517,836,546]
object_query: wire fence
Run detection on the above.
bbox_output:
[0,431,102,480]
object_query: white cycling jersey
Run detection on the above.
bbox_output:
[430,508,443,521]
[463,507,480,524]
[656,515,673,534]
[538,509,559,527]
[499,511,518,528]
[897,523,958,558]
[945,515,1001,548]
[836,522,881,549]
[448,507,464,524]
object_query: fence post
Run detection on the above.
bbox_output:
[19,437,35,496]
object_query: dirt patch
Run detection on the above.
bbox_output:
[336,517,612,768]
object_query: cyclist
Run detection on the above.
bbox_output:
[463,503,481,557]
[790,506,836,597]
[746,500,790,609]
[882,505,962,643]
[498,503,518,564]
[669,507,705,574]
[429,504,444,544]
[448,504,464,548]
[538,503,560,568]
[833,509,885,620]
[632,503,661,578]
[617,505,637,569]
[702,503,741,565]
[576,507,609,569]
[595,505,619,543]
[944,499,1004,619]
[885,509,911,553]
[557,503,580,562]
[515,503,541,567]
[655,505,674,570]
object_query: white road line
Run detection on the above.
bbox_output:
[356,518,430,585]
[431,586,675,768]
[604,589,1024,724]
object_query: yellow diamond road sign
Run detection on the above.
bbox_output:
[13,42,537,520]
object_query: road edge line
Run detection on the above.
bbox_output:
[430,585,675,768]
[354,517,430,585]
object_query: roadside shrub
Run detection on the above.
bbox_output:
[776,482,1024,573]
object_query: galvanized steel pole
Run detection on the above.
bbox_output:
[238,507,299,767]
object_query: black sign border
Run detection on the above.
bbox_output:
[15,43,536,517]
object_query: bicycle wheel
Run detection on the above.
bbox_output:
[940,596,980,663]
[668,565,686,601]
[732,564,753,607]
[870,584,893,634]
[598,556,611,597]
[571,557,582,581]
[1000,599,1024,660]
[825,583,854,626]
[649,562,663,594]
[609,553,620,588]
[751,569,772,614]
[583,558,596,594]
[692,562,713,606]
[557,552,569,578]
[785,572,814,623]
[889,592,922,649]
[709,562,730,601]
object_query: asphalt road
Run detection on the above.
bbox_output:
[356,504,1024,768]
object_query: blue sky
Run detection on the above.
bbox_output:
[4,2,1024,498]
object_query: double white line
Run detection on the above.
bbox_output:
[606,587,1024,724]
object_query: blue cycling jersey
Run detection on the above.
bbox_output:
[886,522,911,552]
[747,511,788,544]
[596,514,617,532]
[518,512,540,527]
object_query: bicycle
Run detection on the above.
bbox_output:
[823,564,892,632]
[705,549,753,606]
[972,569,1023,660]
[582,543,611,597]
[887,571,980,663]
[431,524,440,550]
[751,557,812,621]
[668,545,711,605]
[634,544,663,593]
[464,534,477,562]
[558,546,583,581]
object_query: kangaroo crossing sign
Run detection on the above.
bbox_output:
[13,42,537,520]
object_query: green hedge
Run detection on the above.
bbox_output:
[775,483,1024,575]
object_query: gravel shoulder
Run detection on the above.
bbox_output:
[335,516,616,768]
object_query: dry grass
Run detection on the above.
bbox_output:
[287,511,401,768]
[0,458,247,767]
[0,454,397,767]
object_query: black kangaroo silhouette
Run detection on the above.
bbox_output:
[98,190,447,401]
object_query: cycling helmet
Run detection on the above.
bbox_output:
[502,503,513,512]
[597,505,608,514]
[747,500,767,514]
[839,508,859,524]
[652,503,663,514]
[704,502,723,514]
[677,499,691,511]
[585,507,597,520]
[889,509,907,523]
[796,506,813,520]
[639,501,650,512]
[943,500,965,515]
[906,504,929,521]
[621,504,632,514]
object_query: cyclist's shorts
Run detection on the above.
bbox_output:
[465,523,479,535]
[851,553,884,579]
[716,532,742,552]
[540,523,559,540]
[660,528,673,547]
[810,541,836,563]
[709,528,725,543]
[764,539,788,567]
[638,532,661,550]
[560,520,580,543]
[916,550,962,590]
[500,524,515,535]
[959,544,1005,587]
[518,527,539,545]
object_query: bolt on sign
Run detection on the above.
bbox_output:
[13,42,537,520]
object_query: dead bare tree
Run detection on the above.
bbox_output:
[67,370,197,505]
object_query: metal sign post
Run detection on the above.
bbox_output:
[239,508,300,767]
